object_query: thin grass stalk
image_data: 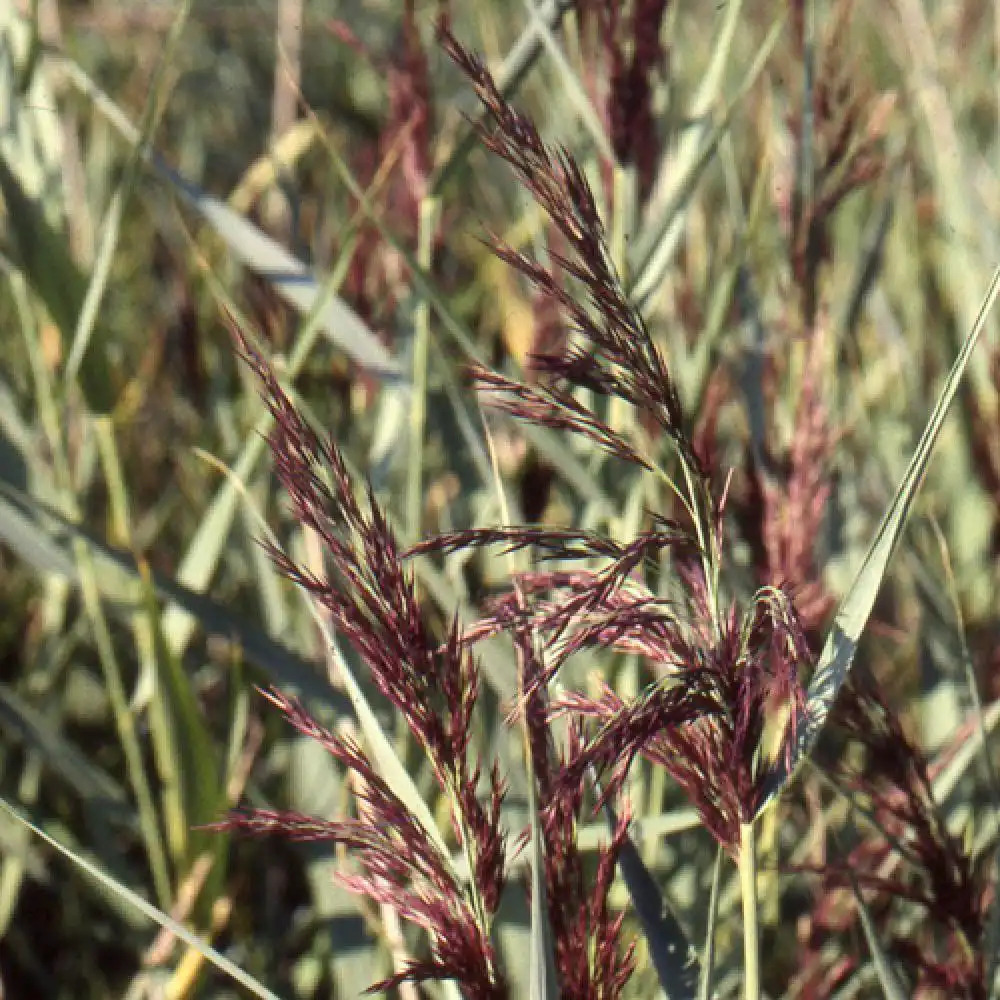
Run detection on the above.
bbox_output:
[268,0,302,241]
[679,460,722,639]
[739,821,761,1000]
[406,195,439,539]
[63,0,193,390]
[94,417,185,865]
[629,0,747,304]
[0,797,280,1000]
[0,747,42,937]
[698,845,725,1000]
[13,275,173,907]
[522,0,613,161]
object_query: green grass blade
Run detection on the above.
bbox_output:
[0,478,353,718]
[758,266,1000,817]
[157,430,269,656]
[0,683,128,820]
[629,5,784,308]
[14,271,173,907]
[405,196,439,539]
[894,0,996,405]
[63,0,192,394]
[0,795,283,1000]
[430,0,575,196]
[520,0,613,159]
[93,415,192,870]
[140,563,222,842]
[157,246,355,658]
[0,751,42,938]
[0,156,114,413]
[697,846,724,1000]
[53,54,398,379]
[0,6,113,411]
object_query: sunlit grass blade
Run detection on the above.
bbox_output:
[628,8,784,309]
[52,53,399,379]
[697,846,724,1000]
[758,266,1000,816]
[63,0,192,394]
[738,822,760,1000]
[0,795,281,1000]
[0,477,353,719]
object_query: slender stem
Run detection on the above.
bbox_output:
[739,821,761,1000]
[407,196,440,541]
[697,845,725,1000]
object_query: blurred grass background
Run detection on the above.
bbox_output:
[1,0,1000,996]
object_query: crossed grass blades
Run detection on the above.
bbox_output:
[215,19,906,999]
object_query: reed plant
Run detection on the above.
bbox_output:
[2,2,1000,998]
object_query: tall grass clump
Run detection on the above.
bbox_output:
[3,1,1000,998]
[216,12,1000,1000]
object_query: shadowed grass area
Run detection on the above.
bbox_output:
[2,1,1000,997]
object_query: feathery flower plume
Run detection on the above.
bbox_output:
[435,22,814,855]
[223,326,508,996]
[516,624,637,999]
[577,0,671,200]
[437,22,699,480]
[792,675,987,997]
